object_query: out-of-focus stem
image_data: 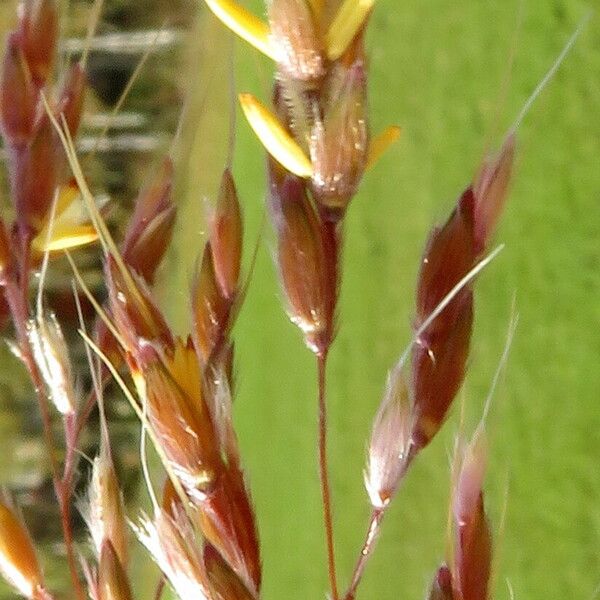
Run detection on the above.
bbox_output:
[317,351,339,600]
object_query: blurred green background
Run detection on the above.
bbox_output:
[1,0,599,599]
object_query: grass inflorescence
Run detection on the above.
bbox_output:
[0,1,596,600]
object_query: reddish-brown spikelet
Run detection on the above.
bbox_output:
[10,114,57,234]
[18,0,58,87]
[411,191,475,449]
[97,540,132,600]
[56,62,87,139]
[204,543,256,600]
[268,159,334,354]
[415,190,475,335]
[121,157,176,284]
[427,565,454,600]
[268,0,326,83]
[192,241,232,364]
[310,58,369,213]
[211,169,243,301]
[105,254,174,353]
[134,340,222,493]
[452,434,492,600]
[472,135,516,256]
[0,501,45,599]
[0,33,37,145]
[411,293,473,449]
[97,162,175,365]
[197,463,261,594]
[130,340,261,592]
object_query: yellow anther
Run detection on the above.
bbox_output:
[366,125,401,170]
[32,184,99,252]
[239,93,313,178]
[203,0,276,61]
[326,0,375,61]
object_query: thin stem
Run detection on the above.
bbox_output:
[317,352,339,600]
[343,450,415,600]
[344,508,385,600]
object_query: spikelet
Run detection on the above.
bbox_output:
[204,543,256,600]
[268,0,326,83]
[18,0,58,87]
[268,160,335,354]
[105,254,173,353]
[365,367,413,509]
[0,501,46,599]
[85,442,128,568]
[426,565,454,600]
[133,508,211,600]
[472,135,516,256]
[451,433,492,600]
[10,114,57,233]
[192,242,232,365]
[309,58,369,213]
[410,191,476,450]
[97,541,132,600]
[130,339,261,593]
[121,157,176,284]
[0,33,37,145]
[56,62,87,140]
[210,169,243,301]
[27,310,76,416]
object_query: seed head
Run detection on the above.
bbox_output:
[0,501,44,599]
